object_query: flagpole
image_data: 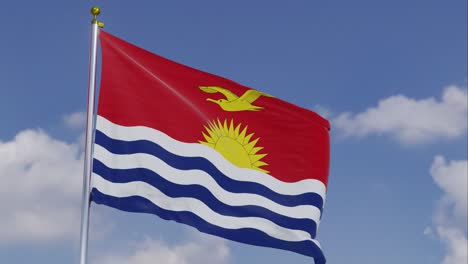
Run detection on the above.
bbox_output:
[79,7,102,264]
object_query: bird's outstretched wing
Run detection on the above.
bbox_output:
[239,89,273,103]
[199,86,239,101]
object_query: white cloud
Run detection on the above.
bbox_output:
[436,226,468,264]
[63,111,86,129]
[94,235,230,264]
[430,156,468,264]
[333,85,467,144]
[0,129,83,242]
[431,156,468,222]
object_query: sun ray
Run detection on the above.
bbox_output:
[237,126,247,144]
[250,153,267,163]
[210,121,221,137]
[206,128,218,142]
[234,123,241,138]
[253,161,268,167]
[199,141,215,148]
[244,138,259,153]
[201,132,215,144]
[250,146,264,155]
[222,120,229,136]
[256,167,269,174]
[217,119,224,135]
[228,119,235,138]
[243,133,254,145]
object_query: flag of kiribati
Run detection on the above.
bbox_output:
[91,30,331,264]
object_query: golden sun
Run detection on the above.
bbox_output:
[199,119,269,173]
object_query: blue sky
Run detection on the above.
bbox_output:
[0,1,466,264]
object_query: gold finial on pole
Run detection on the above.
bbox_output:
[90,6,104,28]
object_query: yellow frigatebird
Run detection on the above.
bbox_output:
[199,86,272,112]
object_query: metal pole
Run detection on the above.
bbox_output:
[79,6,102,264]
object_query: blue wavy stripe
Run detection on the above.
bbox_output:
[94,130,324,211]
[91,189,326,263]
[93,159,318,238]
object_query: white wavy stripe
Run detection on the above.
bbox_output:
[96,115,327,199]
[92,174,321,248]
[93,144,322,222]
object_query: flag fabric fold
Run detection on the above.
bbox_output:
[91,30,330,264]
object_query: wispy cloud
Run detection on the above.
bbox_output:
[63,111,86,130]
[429,156,467,264]
[333,85,467,144]
[314,105,333,119]
[93,234,230,264]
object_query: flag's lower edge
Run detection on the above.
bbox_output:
[91,188,326,264]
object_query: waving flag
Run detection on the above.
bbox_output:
[91,30,330,263]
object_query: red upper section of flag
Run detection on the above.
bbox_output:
[98,30,330,185]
